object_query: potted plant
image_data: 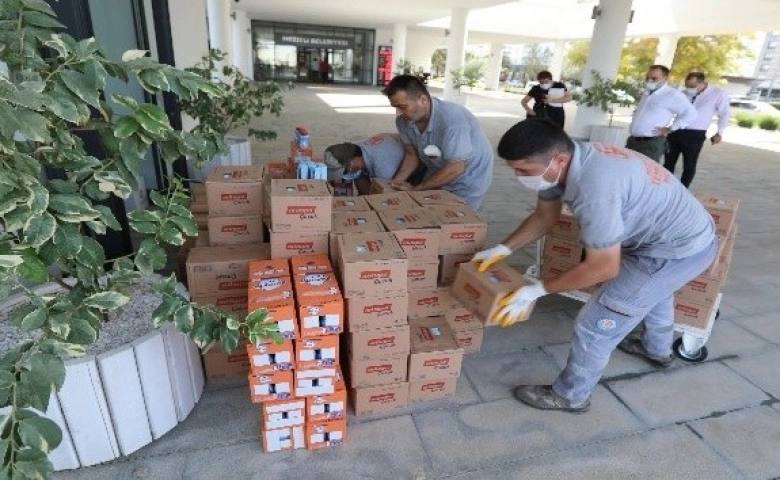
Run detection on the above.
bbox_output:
[0,3,279,477]
[396,58,415,75]
[576,69,640,144]
[450,62,483,107]
[179,49,291,181]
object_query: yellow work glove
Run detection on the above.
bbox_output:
[471,244,512,273]
[492,283,548,327]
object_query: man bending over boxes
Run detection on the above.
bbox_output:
[471,119,717,413]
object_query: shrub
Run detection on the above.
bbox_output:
[758,115,780,131]
[735,113,756,128]
[771,102,780,111]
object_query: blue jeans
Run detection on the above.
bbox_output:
[552,239,719,404]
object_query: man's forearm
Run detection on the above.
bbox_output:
[392,152,420,182]
[413,161,464,191]
[543,259,617,294]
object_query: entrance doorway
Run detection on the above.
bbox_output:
[296,48,338,83]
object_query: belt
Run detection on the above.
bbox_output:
[629,136,657,142]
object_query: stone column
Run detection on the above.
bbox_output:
[549,40,567,81]
[443,8,469,101]
[655,34,680,70]
[393,23,408,73]
[484,43,504,90]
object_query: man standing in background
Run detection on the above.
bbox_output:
[626,65,697,162]
[664,72,730,188]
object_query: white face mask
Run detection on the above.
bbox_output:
[515,160,561,191]
[540,82,552,89]
[685,87,698,95]
[645,81,659,91]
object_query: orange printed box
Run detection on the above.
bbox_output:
[248,298,298,341]
[248,259,290,282]
[247,275,294,305]
[305,419,347,450]
[306,389,347,423]
[247,341,294,375]
[295,335,340,370]
[248,370,294,403]
[297,295,344,338]
[290,254,333,276]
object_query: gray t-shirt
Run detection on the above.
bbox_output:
[357,133,404,179]
[395,97,494,210]
[540,142,715,259]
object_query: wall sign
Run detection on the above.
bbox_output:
[275,33,354,49]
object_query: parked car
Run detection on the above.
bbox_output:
[729,99,780,117]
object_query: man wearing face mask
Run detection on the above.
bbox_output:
[521,71,572,129]
[626,65,697,162]
[324,133,407,195]
[381,75,494,211]
[472,119,717,413]
[663,72,730,188]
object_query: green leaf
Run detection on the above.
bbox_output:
[148,189,166,208]
[138,68,170,91]
[221,326,239,353]
[53,223,83,257]
[174,304,194,332]
[169,214,199,237]
[9,304,37,328]
[60,70,100,108]
[28,184,49,215]
[0,255,24,268]
[17,249,48,283]
[78,236,106,270]
[47,179,78,194]
[39,339,85,358]
[23,212,56,247]
[48,312,71,339]
[226,315,239,330]
[134,237,166,274]
[83,291,129,310]
[84,58,108,91]
[0,102,51,142]
[4,206,33,233]
[0,78,45,110]
[152,297,180,327]
[48,194,99,218]
[46,93,81,123]
[158,221,184,246]
[17,369,51,412]
[22,9,64,29]
[31,353,66,391]
[95,205,121,231]
[19,415,62,453]
[130,221,158,234]
[246,308,268,326]
[113,116,139,139]
[14,446,53,480]
[127,209,161,223]
[122,49,148,62]
[19,307,47,331]
[13,152,42,176]
[67,317,97,344]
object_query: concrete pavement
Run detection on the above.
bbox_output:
[55,85,780,480]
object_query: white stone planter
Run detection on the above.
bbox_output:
[0,283,205,471]
[589,125,629,146]
[188,135,252,182]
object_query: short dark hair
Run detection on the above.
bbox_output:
[497,119,574,163]
[649,65,670,77]
[381,74,431,100]
[537,70,553,81]
[686,72,706,82]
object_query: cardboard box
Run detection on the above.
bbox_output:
[264,162,290,180]
[345,294,408,332]
[543,236,584,264]
[408,190,466,206]
[376,209,440,260]
[445,302,484,353]
[351,382,409,416]
[673,296,717,330]
[337,233,408,298]
[190,183,208,213]
[192,211,209,230]
[438,253,473,286]
[295,367,338,397]
[364,192,419,211]
[408,287,454,319]
[348,354,408,388]
[676,274,724,306]
[332,196,371,212]
[205,165,264,216]
[706,225,737,282]
[297,294,344,338]
[696,193,739,237]
[295,335,339,370]
[540,258,579,281]
[349,325,411,361]
[449,328,484,354]
[305,418,346,450]
[247,275,294,305]
[409,377,458,402]
[248,370,294,403]
[407,260,439,290]
[250,299,298,340]
[329,211,385,261]
[269,179,332,232]
[429,205,488,255]
[408,317,463,381]
[261,425,305,453]
[294,272,341,298]
[548,212,580,241]
[203,342,250,380]
[368,178,395,194]
[290,254,333,276]
[186,244,270,296]
[247,341,295,375]
[451,262,534,326]
[268,230,329,260]
[207,215,264,246]
[248,259,290,282]
[260,398,305,430]
[306,389,347,423]
[191,292,247,320]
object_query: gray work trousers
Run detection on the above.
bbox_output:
[552,239,718,404]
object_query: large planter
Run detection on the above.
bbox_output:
[0,281,204,471]
[590,125,629,146]
[188,135,252,182]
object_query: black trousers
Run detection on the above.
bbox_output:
[664,129,706,188]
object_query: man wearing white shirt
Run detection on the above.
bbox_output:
[664,72,730,188]
[626,65,698,162]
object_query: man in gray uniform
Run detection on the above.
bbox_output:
[380,75,494,211]
[324,133,406,195]
[472,119,717,413]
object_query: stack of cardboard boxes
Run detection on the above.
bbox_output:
[205,166,266,246]
[673,193,740,329]
[265,179,332,259]
[247,254,348,452]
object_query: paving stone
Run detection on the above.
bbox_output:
[52,454,186,480]
[181,416,428,480]
[607,362,770,428]
[462,348,563,402]
[473,311,574,354]
[542,342,657,379]
[689,406,780,479]
[698,318,771,358]
[448,425,740,480]
[720,284,780,316]
[724,348,780,398]
[730,312,780,345]
[412,386,643,476]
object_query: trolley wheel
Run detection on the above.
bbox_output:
[673,337,708,363]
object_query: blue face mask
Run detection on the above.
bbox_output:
[342,171,362,182]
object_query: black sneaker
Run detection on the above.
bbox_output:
[512,385,590,413]
[617,337,675,368]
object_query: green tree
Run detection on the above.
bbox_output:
[563,40,589,83]
[618,38,659,80]
[521,44,552,79]
[670,35,753,83]
[431,48,447,78]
